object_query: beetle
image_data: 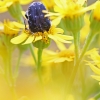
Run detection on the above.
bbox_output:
[25,2,51,33]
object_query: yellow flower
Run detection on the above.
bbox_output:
[43,43,74,63]
[42,46,74,82]
[41,0,55,10]
[0,20,20,59]
[44,0,96,24]
[54,0,86,17]
[86,49,100,84]
[11,21,73,46]
[0,0,33,13]
[0,20,20,35]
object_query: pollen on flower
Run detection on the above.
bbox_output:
[48,26,55,35]
[24,28,49,43]
[42,31,49,43]
[67,4,83,17]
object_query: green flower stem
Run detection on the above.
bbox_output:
[64,31,96,98]
[0,66,4,74]
[14,51,22,80]
[73,31,80,65]
[5,36,17,99]
[8,49,14,86]
[29,44,37,65]
[79,32,95,61]
[3,58,11,86]
[8,1,23,23]
[93,92,100,100]
[37,48,43,82]
[10,85,17,100]
[6,49,17,100]
[37,48,48,100]
[80,66,85,100]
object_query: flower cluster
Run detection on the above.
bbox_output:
[0,0,100,100]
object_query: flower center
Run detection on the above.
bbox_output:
[58,50,74,58]
[65,2,83,16]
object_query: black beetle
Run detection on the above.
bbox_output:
[25,2,51,33]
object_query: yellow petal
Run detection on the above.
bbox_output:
[48,34,71,50]
[23,35,34,44]
[47,58,58,63]
[64,58,74,61]
[11,33,28,44]
[54,35,71,43]
[4,23,19,32]
[48,34,71,45]
[33,36,42,42]
[51,17,62,26]
[74,2,96,15]
[44,50,56,55]
[45,12,60,17]
[77,0,87,6]
[56,34,73,40]
[53,27,64,34]
[54,58,66,63]
[85,48,98,55]
[55,41,66,51]
[88,63,100,75]
[54,57,73,63]
[13,22,25,28]
[48,34,58,42]
[0,0,6,6]
[54,5,65,14]
[6,2,13,7]
[91,75,100,81]
[54,0,63,9]
[0,6,8,13]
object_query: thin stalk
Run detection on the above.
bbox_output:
[37,48,47,100]
[94,92,100,100]
[14,51,22,80]
[8,49,14,86]
[80,65,85,100]
[10,85,17,100]
[64,31,96,99]
[29,44,37,65]
[37,48,43,82]
[73,31,80,65]
[79,32,95,61]
[3,58,11,86]
[6,48,17,100]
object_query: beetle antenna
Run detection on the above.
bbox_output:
[24,19,27,30]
